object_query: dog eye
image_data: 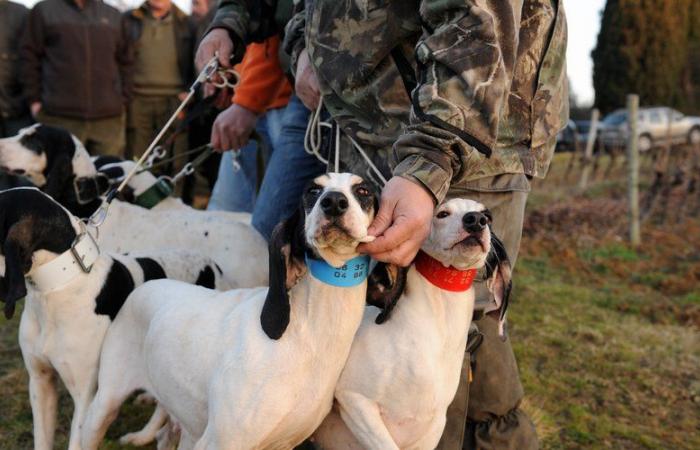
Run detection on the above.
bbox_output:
[308,186,322,196]
[436,211,450,219]
[483,210,493,222]
[355,186,370,197]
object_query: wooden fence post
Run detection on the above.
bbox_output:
[578,108,600,190]
[627,94,641,246]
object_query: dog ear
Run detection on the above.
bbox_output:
[42,127,76,197]
[366,262,408,324]
[43,151,73,199]
[261,207,307,340]
[1,222,34,319]
[485,232,512,335]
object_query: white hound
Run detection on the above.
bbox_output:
[0,187,227,450]
[313,198,512,450]
[79,173,380,450]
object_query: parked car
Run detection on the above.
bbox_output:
[599,107,700,151]
[556,120,578,151]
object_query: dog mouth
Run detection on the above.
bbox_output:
[315,220,371,247]
[450,234,488,253]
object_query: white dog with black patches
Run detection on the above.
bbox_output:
[0,188,227,450]
[313,198,512,450]
[79,173,379,450]
[0,125,266,289]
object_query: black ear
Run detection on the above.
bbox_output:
[261,207,307,339]
[485,232,512,335]
[41,126,76,197]
[43,151,74,198]
[1,224,34,319]
[367,262,408,324]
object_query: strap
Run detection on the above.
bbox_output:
[305,253,371,287]
[414,250,477,292]
[73,174,109,205]
[134,178,174,209]
[390,46,492,158]
[28,226,100,293]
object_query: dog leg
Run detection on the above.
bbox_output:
[413,415,447,450]
[27,367,58,450]
[119,404,169,447]
[336,391,400,450]
[156,419,181,450]
[80,384,133,450]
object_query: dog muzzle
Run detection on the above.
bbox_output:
[305,253,371,287]
[28,226,100,293]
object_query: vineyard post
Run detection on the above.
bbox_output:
[627,94,641,246]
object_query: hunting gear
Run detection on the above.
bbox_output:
[199,0,568,448]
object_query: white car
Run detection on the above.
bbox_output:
[599,107,700,151]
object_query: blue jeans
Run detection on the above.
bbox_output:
[252,95,326,240]
[207,107,285,212]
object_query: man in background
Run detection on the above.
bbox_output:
[0,0,30,138]
[123,0,195,167]
[21,0,132,156]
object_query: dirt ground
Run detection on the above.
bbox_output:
[0,154,698,449]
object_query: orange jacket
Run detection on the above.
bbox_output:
[232,35,292,114]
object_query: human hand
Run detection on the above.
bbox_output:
[295,49,321,110]
[210,103,258,152]
[358,176,435,266]
[196,28,234,97]
[30,102,42,118]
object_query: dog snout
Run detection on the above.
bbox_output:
[320,192,349,217]
[462,212,488,233]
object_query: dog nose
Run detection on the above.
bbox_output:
[320,192,349,217]
[462,212,488,233]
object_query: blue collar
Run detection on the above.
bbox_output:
[305,253,371,287]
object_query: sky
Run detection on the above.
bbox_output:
[14,0,605,106]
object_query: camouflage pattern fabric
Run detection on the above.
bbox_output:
[210,0,568,203]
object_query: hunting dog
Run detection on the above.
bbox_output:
[79,173,380,450]
[0,188,228,450]
[0,124,266,289]
[313,198,512,450]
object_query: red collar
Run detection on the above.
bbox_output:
[414,251,477,292]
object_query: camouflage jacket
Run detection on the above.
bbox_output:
[210,0,568,202]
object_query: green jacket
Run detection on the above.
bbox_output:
[210,0,568,202]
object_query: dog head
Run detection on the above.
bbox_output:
[0,124,96,193]
[261,173,378,339]
[0,188,78,319]
[93,158,162,201]
[422,198,512,320]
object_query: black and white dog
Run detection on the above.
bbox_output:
[0,188,226,450]
[79,173,380,450]
[0,125,267,289]
[313,198,512,450]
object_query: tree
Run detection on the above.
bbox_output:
[592,0,697,114]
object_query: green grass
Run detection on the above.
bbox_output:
[0,153,698,448]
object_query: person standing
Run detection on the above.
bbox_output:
[123,0,196,168]
[20,0,132,156]
[197,0,567,448]
[0,0,30,138]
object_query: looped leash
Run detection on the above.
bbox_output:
[304,98,386,185]
[88,54,238,229]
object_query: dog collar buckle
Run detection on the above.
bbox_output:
[29,224,101,292]
[305,254,371,287]
[414,251,477,292]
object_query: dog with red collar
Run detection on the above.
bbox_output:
[313,198,512,450]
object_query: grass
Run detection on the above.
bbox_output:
[1,153,698,448]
